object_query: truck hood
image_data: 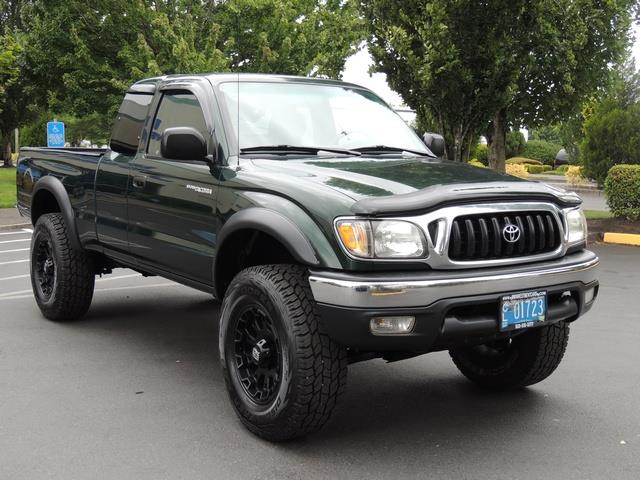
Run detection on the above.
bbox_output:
[245,156,581,215]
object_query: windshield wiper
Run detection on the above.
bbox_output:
[352,145,434,157]
[240,145,361,156]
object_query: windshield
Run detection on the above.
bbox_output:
[219,82,429,154]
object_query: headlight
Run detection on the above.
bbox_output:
[335,219,426,259]
[565,208,587,245]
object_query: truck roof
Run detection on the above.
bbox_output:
[129,73,367,94]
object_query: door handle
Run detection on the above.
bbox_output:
[132,175,147,188]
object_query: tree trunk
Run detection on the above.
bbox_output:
[452,131,463,162]
[1,131,13,167]
[488,108,507,172]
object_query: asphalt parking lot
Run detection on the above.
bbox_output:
[1,230,639,480]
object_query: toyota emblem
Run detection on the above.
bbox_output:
[502,223,521,243]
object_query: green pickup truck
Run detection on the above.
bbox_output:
[16,74,599,441]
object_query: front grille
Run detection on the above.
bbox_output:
[448,211,561,261]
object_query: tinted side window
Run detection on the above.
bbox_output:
[110,93,153,155]
[147,92,208,158]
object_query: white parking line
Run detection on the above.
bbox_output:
[0,238,30,244]
[0,272,140,285]
[0,259,29,266]
[96,273,141,283]
[0,288,32,297]
[0,274,29,282]
[23,228,33,233]
[0,282,176,301]
[0,230,29,236]
[0,248,30,254]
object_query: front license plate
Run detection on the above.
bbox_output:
[500,291,547,332]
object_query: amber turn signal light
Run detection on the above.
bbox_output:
[336,220,372,258]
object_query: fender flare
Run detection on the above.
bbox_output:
[32,176,81,250]
[215,207,320,268]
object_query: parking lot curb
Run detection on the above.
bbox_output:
[0,222,31,232]
[603,232,640,246]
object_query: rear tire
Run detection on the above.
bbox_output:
[449,322,570,390]
[219,265,347,441]
[30,213,95,321]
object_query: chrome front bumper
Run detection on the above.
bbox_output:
[309,250,599,309]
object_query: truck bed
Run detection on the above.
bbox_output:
[16,147,108,224]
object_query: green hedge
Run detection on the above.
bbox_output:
[526,165,545,174]
[542,165,552,172]
[472,144,488,165]
[522,140,562,166]
[468,159,485,168]
[604,165,640,220]
[555,165,569,173]
[506,157,543,165]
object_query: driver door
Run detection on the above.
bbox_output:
[127,87,220,286]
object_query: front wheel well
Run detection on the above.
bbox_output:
[215,229,300,299]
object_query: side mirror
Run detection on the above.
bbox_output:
[423,132,446,158]
[161,127,208,161]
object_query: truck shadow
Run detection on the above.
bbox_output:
[76,289,565,457]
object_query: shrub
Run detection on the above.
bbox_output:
[526,165,545,174]
[555,165,569,173]
[468,159,485,168]
[542,165,552,172]
[604,165,640,220]
[506,157,543,165]
[506,164,528,178]
[472,144,488,165]
[582,104,640,185]
[522,140,562,166]
[506,130,526,158]
[565,166,584,186]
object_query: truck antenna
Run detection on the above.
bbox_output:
[236,9,241,168]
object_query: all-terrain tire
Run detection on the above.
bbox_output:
[449,322,570,390]
[219,265,347,441]
[30,213,95,321]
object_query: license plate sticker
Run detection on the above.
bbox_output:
[500,291,547,332]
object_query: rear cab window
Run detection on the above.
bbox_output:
[110,93,154,155]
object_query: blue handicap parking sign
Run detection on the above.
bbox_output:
[47,121,65,148]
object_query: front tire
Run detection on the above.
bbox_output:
[219,265,347,441]
[30,213,95,321]
[449,322,570,390]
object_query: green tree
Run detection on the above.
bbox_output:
[506,130,525,159]
[582,104,640,184]
[530,124,562,145]
[19,0,364,141]
[364,0,522,162]
[363,1,634,170]
[0,34,20,165]
[217,0,363,77]
[581,58,640,183]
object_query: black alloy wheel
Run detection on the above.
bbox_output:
[232,305,283,405]
[34,236,56,300]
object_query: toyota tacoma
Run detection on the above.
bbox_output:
[16,74,599,441]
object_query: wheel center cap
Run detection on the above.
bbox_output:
[251,339,271,364]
